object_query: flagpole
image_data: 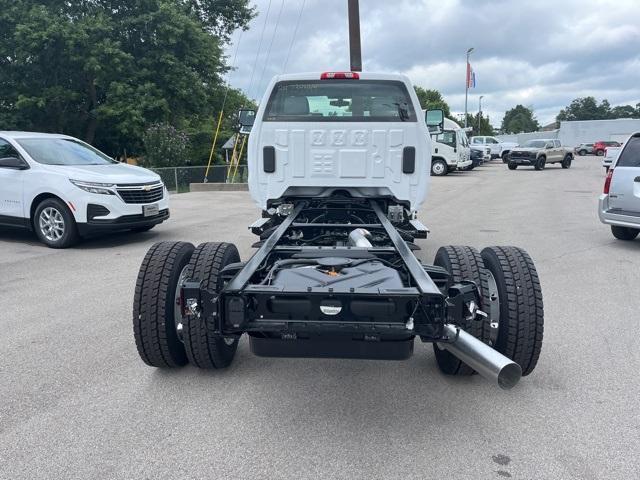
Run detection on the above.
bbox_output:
[464,47,474,128]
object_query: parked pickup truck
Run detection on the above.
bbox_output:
[470,135,518,161]
[507,139,573,170]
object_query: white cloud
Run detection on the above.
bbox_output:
[225,0,640,125]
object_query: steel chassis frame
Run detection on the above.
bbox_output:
[180,197,478,358]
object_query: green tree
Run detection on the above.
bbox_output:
[609,104,639,119]
[501,105,540,133]
[453,114,494,136]
[413,86,451,118]
[556,96,612,121]
[141,124,190,168]
[0,0,255,158]
[187,86,257,166]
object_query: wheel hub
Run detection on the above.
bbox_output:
[39,207,65,242]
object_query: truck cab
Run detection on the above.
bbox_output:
[131,71,545,391]
[247,71,433,214]
[428,117,472,176]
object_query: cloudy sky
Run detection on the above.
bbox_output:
[224,0,640,126]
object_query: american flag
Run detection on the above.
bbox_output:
[467,62,476,88]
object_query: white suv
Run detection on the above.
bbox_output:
[0,132,170,248]
[470,135,518,161]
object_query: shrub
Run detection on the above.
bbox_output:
[141,123,189,167]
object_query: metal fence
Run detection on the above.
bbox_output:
[151,165,248,192]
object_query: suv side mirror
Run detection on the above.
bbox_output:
[238,109,256,134]
[425,109,444,135]
[0,156,28,170]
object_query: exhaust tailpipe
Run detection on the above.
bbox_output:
[348,228,373,247]
[439,324,522,390]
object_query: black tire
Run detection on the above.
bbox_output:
[132,225,155,233]
[501,152,509,163]
[33,197,79,248]
[611,225,639,241]
[133,241,194,368]
[534,156,546,170]
[596,149,605,156]
[561,155,572,169]
[578,149,587,156]
[480,247,543,376]
[183,242,241,368]
[432,246,491,376]
[431,159,448,176]
[507,162,517,170]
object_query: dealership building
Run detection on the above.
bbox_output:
[497,118,640,146]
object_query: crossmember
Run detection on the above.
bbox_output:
[180,197,481,345]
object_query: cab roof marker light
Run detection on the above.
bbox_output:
[320,72,360,80]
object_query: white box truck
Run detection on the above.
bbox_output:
[427,116,472,176]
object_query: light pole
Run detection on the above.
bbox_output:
[348,0,362,72]
[464,47,474,128]
[478,95,484,131]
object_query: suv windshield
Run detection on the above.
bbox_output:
[523,140,547,148]
[264,80,417,122]
[16,138,116,166]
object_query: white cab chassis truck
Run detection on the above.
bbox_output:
[428,116,472,176]
[132,72,544,389]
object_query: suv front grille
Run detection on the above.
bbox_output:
[116,183,164,204]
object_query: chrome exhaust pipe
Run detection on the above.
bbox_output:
[348,228,373,247]
[439,324,522,390]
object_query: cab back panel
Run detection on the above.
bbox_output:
[247,74,431,210]
[249,122,427,209]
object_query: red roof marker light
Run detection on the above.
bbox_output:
[321,71,360,80]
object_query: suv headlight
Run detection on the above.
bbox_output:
[70,179,116,195]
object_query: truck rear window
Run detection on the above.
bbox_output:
[616,136,640,167]
[263,80,417,122]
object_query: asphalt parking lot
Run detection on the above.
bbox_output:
[1,156,638,480]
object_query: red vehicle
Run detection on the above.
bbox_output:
[593,140,621,156]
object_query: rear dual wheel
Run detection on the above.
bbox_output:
[433,246,491,375]
[433,245,543,377]
[182,242,240,368]
[133,241,241,369]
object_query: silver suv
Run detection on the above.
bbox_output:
[599,133,640,240]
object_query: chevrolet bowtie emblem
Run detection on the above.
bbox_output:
[143,186,151,191]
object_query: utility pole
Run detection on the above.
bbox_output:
[478,95,484,131]
[464,47,474,128]
[348,0,362,72]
